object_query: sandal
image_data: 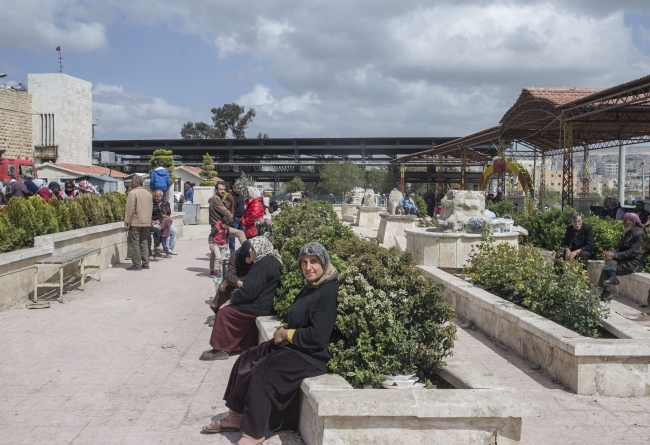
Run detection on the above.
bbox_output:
[200,349,229,360]
[202,412,242,434]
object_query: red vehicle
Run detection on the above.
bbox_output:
[0,151,38,182]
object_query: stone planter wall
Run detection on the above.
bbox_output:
[377,214,417,246]
[340,203,359,222]
[256,317,539,444]
[421,265,650,397]
[355,207,382,228]
[0,214,184,310]
[405,228,518,268]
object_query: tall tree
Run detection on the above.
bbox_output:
[180,103,258,139]
[318,160,365,195]
[150,149,176,183]
[366,168,397,195]
[284,177,305,193]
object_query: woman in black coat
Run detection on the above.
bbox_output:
[202,242,339,445]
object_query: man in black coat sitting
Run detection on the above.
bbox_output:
[598,213,646,301]
[558,214,594,265]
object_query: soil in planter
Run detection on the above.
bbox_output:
[597,326,619,339]
[426,374,455,389]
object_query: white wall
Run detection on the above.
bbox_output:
[29,73,93,165]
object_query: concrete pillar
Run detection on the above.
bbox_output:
[618,142,626,204]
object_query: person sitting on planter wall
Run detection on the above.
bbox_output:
[598,213,646,301]
[558,214,594,266]
[399,192,417,215]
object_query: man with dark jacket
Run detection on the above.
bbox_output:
[598,212,646,300]
[149,190,173,259]
[633,200,650,224]
[224,180,247,253]
[558,214,594,265]
[208,182,246,276]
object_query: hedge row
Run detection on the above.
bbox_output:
[0,193,127,253]
[269,199,456,388]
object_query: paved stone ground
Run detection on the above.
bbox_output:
[454,323,650,445]
[0,225,303,445]
[2,224,650,444]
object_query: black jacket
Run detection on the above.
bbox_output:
[229,255,282,316]
[282,279,339,372]
[562,223,595,253]
[615,227,645,262]
[152,199,171,222]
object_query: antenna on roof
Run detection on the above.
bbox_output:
[56,46,63,73]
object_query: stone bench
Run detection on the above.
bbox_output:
[540,250,650,306]
[255,316,539,444]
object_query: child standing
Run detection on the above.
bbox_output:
[159,209,173,258]
[209,220,229,277]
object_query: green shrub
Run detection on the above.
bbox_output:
[102,192,127,222]
[412,194,428,218]
[4,197,39,246]
[29,196,59,235]
[66,199,89,229]
[271,199,456,388]
[463,233,608,337]
[48,197,72,232]
[0,213,25,253]
[487,199,519,219]
[582,215,624,257]
[75,194,106,226]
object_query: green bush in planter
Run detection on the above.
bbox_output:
[101,192,127,223]
[0,213,26,253]
[271,199,456,388]
[48,197,72,232]
[29,196,59,236]
[75,194,107,226]
[412,194,428,218]
[463,233,608,337]
[4,197,40,246]
[66,199,89,229]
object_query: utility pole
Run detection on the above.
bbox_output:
[618,142,626,205]
[642,161,646,201]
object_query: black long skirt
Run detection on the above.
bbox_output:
[223,340,324,439]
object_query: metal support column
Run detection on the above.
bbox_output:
[438,155,444,194]
[581,147,590,198]
[400,163,405,194]
[497,139,506,193]
[562,122,574,209]
[540,151,546,209]
[460,148,467,190]
[618,141,626,204]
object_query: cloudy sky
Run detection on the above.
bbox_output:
[2,0,650,140]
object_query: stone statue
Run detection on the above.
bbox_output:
[346,187,365,204]
[388,189,404,215]
[362,188,376,207]
[436,190,488,232]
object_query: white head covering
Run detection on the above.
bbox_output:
[249,236,282,264]
[32,179,48,191]
[247,186,261,199]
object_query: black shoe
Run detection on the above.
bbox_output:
[142,265,150,269]
[603,278,620,286]
[600,291,612,301]
[126,265,142,271]
[209,270,216,277]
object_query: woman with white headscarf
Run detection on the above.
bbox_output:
[32,179,53,202]
[240,187,264,238]
[201,236,283,361]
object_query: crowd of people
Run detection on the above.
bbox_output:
[0,176,103,209]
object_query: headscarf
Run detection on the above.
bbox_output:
[32,179,48,191]
[235,240,254,276]
[79,180,98,194]
[249,236,282,264]
[49,182,61,192]
[247,186,261,199]
[297,242,338,287]
[623,212,643,228]
[24,180,39,194]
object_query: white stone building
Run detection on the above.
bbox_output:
[28,74,94,165]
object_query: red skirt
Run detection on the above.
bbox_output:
[209,306,259,352]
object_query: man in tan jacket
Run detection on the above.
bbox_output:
[124,175,153,270]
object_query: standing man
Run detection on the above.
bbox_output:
[224,180,247,253]
[124,176,153,271]
[208,182,246,276]
[150,160,171,194]
[633,200,650,224]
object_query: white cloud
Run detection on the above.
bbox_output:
[92,83,197,139]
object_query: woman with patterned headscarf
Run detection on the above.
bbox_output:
[203,242,339,445]
[201,236,283,361]
[78,180,98,194]
[240,186,264,238]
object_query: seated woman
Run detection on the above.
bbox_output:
[209,240,255,325]
[202,242,339,445]
[201,237,282,361]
